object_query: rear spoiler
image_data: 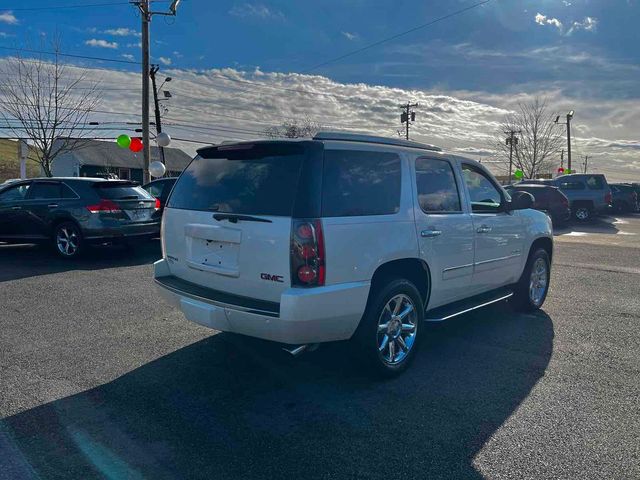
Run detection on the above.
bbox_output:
[92,180,140,188]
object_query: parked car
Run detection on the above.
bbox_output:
[153,132,553,377]
[142,177,178,216]
[522,174,611,221]
[505,184,571,226]
[0,177,160,258]
[610,183,639,213]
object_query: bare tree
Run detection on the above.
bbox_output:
[493,97,563,179]
[0,39,101,177]
[264,117,322,139]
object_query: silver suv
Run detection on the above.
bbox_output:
[154,132,553,376]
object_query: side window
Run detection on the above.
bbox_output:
[61,184,79,199]
[585,176,604,190]
[322,150,401,217]
[0,183,31,202]
[415,158,461,213]
[146,182,164,198]
[461,164,503,213]
[28,182,62,199]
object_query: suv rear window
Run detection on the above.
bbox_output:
[167,143,306,216]
[585,176,605,190]
[322,150,401,217]
[95,182,152,200]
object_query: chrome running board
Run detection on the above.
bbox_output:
[425,289,513,322]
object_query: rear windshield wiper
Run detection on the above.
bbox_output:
[117,195,141,200]
[213,213,272,223]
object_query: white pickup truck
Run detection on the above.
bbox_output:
[154,132,553,376]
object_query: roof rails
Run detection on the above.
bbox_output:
[313,131,442,152]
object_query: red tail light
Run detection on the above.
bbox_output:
[605,191,612,205]
[155,198,161,210]
[291,219,325,287]
[86,199,121,214]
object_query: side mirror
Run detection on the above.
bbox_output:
[507,191,534,211]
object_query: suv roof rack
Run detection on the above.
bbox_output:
[313,131,442,152]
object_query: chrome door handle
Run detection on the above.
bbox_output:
[11,206,21,210]
[477,225,492,234]
[47,204,59,208]
[421,229,442,238]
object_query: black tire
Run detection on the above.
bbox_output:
[511,248,551,312]
[573,204,593,222]
[353,278,424,378]
[52,221,84,259]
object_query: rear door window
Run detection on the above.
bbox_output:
[28,182,62,199]
[415,157,461,213]
[322,150,401,217]
[168,143,306,216]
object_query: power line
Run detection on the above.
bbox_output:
[0,46,140,65]
[1,0,175,11]
[304,0,492,72]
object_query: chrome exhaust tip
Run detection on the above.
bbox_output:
[282,344,308,356]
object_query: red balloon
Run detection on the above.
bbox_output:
[557,167,565,173]
[129,137,143,152]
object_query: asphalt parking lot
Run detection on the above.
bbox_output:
[1,215,639,480]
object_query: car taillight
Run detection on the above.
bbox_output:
[86,199,121,213]
[155,198,161,210]
[605,191,612,205]
[290,219,325,287]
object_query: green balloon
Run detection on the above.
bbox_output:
[514,169,524,179]
[116,134,131,148]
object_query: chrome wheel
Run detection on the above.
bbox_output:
[529,257,548,306]
[575,208,590,221]
[56,225,79,257]
[377,294,418,365]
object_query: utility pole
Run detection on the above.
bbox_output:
[583,155,589,174]
[560,149,564,169]
[566,113,573,172]
[149,64,166,167]
[140,0,151,184]
[135,0,181,183]
[400,102,418,140]
[505,129,521,184]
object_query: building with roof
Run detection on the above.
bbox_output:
[50,138,193,182]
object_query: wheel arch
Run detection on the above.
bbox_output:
[50,216,82,238]
[528,236,553,264]
[369,258,431,309]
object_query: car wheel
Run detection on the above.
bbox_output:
[511,248,550,312]
[53,221,83,259]
[573,205,592,222]
[353,278,423,377]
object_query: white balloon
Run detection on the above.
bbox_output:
[149,161,166,178]
[156,132,171,147]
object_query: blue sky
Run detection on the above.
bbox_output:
[1,1,639,178]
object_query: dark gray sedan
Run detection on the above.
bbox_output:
[0,178,160,258]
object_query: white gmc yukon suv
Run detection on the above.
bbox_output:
[154,132,553,376]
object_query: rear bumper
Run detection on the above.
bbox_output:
[84,222,160,242]
[153,259,370,344]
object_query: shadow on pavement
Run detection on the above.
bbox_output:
[553,215,620,236]
[0,304,554,479]
[0,241,162,283]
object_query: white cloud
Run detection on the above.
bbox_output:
[126,42,142,48]
[0,11,18,25]
[342,31,358,41]
[103,27,141,37]
[121,53,135,61]
[158,56,172,66]
[535,13,563,30]
[229,3,285,20]
[85,39,119,49]
[567,16,598,35]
